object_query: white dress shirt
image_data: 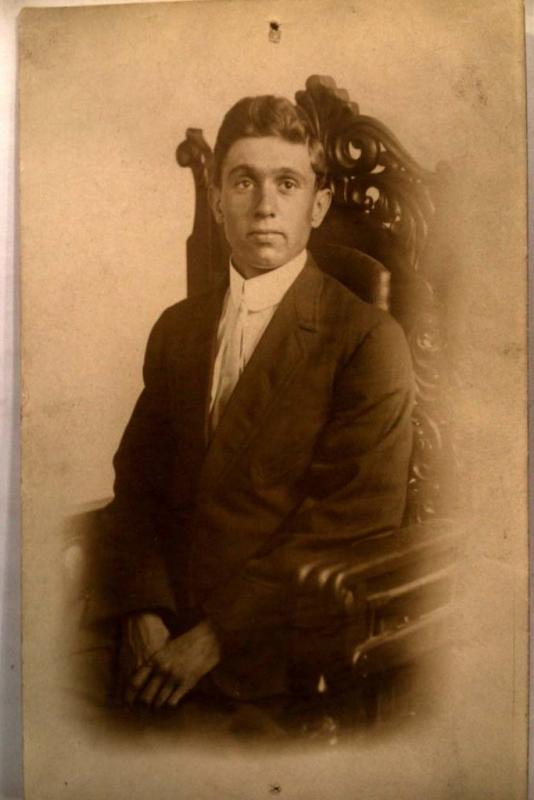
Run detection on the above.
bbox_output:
[209,249,307,432]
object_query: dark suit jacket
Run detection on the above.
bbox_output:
[95,255,415,699]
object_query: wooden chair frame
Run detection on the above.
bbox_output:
[176,75,459,722]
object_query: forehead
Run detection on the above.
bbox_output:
[221,136,315,179]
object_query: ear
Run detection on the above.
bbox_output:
[310,187,332,229]
[208,184,224,225]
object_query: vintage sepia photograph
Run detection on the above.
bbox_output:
[18,1,528,798]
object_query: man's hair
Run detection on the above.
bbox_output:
[212,95,328,189]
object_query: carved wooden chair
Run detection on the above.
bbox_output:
[64,75,458,736]
[176,75,459,731]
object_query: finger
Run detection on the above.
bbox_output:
[167,679,195,708]
[153,679,177,710]
[119,654,147,706]
[139,674,166,708]
[124,664,153,706]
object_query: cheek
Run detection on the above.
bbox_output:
[224,201,251,230]
[289,204,314,238]
[222,212,243,238]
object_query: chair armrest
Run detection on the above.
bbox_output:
[293,519,460,681]
[63,500,113,621]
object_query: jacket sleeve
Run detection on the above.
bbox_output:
[201,315,415,651]
[87,310,181,626]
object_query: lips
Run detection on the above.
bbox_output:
[247,230,284,238]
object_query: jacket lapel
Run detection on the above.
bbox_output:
[198,256,324,490]
[170,284,226,460]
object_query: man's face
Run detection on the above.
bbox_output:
[210,136,331,278]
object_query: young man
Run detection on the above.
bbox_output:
[100,95,414,711]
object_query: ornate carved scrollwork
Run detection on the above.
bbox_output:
[176,130,225,295]
[404,295,457,522]
[176,128,213,188]
[295,75,440,272]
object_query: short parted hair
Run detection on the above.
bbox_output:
[212,95,328,189]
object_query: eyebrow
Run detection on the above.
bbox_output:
[227,164,308,181]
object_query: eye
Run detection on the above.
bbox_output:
[234,177,253,190]
[279,177,298,192]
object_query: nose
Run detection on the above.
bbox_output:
[254,180,277,217]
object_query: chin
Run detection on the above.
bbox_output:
[251,261,283,271]
[245,247,287,271]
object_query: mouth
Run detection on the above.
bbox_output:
[247,230,284,238]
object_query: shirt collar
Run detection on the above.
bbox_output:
[229,249,308,312]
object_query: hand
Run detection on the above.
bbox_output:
[125,620,221,710]
[116,612,170,704]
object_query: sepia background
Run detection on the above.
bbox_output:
[15,0,528,798]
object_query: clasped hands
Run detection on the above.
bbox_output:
[118,612,221,710]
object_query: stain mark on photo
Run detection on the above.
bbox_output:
[269,20,281,43]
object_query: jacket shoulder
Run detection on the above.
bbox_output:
[317,272,413,385]
[319,269,403,338]
[149,286,225,335]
